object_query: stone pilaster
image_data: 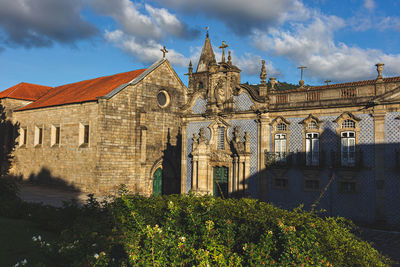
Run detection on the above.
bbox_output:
[373,109,387,224]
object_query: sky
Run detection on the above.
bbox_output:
[1,0,400,90]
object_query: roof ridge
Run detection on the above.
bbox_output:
[52,69,147,89]
[6,82,23,98]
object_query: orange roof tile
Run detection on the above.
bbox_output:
[18,69,146,111]
[0,82,52,101]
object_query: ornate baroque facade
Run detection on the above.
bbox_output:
[2,32,400,227]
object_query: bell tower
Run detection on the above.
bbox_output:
[189,29,242,114]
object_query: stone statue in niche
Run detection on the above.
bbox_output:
[192,133,199,150]
[231,126,244,153]
[214,78,226,106]
[198,127,207,144]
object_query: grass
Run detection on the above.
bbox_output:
[0,216,56,266]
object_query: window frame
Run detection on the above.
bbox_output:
[51,124,61,147]
[34,125,44,147]
[305,132,320,167]
[333,112,361,168]
[79,122,90,147]
[19,127,27,147]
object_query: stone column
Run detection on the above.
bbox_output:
[373,109,387,224]
[192,159,198,190]
[180,122,188,194]
[258,116,271,201]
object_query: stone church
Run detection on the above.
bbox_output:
[2,31,400,227]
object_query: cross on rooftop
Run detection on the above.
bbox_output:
[160,46,168,58]
[297,65,307,81]
[324,80,331,86]
[219,41,229,63]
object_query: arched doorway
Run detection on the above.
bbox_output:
[213,166,228,198]
[153,167,162,196]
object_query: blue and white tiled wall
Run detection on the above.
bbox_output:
[233,93,253,111]
[191,92,253,114]
[192,97,207,114]
[268,114,376,224]
[385,112,400,225]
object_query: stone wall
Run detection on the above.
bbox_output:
[95,61,186,194]
[11,102,99,192]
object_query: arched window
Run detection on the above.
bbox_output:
[198,82,203,89]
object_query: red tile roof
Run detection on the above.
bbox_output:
[17,69,146,111]
[0,82,52,101]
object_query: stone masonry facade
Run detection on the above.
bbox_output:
[2,32,400,227]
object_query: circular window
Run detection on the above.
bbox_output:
[157,90,170,108]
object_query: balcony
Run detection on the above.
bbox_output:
[330,150,363,170]
[265,152,290,168]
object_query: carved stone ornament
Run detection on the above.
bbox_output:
[215,78,226,106]
[209,150,232,164]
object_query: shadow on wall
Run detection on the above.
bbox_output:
[161,128,182,195]
[0,103,19,177]
[228,126,400,229]
[26,168,81,192]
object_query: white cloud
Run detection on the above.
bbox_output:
[153,0,309,35]
[89,0,198,41]
[253,13,400,82]
[364,0,375,11]
[105,30,189,67]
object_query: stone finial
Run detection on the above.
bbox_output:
[260,60,267,85]
[376,63,384,79]
[206,26,209,38]
[298,65,307,87]
[269,77,277,91]
[228,51,232,64]
[219,41,229,63]
[188,61,193,75]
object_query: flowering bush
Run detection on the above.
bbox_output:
[7,193,392,266]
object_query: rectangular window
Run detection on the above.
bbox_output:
[51,125,61,146]
[274,133,286,163]
[273,178,288,189]
[304,179,320,191]
[340,181,356,193]
[217,127,224,150]
[38,127,43,145]
[79,123,90,147]
[341,131,356,167]
[84,125,89,144]
[306,133,319,166]
[55,126,60,144]
[34,125,43,146]
[19,127,27,146]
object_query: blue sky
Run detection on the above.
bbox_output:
[1,0,399,90]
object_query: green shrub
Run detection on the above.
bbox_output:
[6,193,392,266]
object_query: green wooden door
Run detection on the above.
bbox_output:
[213,166,228,198]
[153,168,162,196]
